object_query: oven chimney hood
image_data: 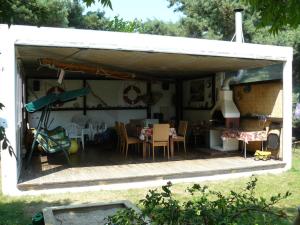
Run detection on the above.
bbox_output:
[211,90,240,118]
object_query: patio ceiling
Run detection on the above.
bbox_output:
[17,45,279,80]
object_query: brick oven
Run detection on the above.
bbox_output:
[210,90,240,151]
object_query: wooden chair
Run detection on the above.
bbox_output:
[265,125,281,159]
[149,124,170,161]
[120,122,142,158]
[115,121,122,152]
[173,120,188,153]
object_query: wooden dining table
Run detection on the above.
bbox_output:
[139,127,177,159]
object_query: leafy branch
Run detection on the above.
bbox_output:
[0,103,16,158]
[243,0,300,34]
[0,103,7,148]
[82,0,112,9]
[106,177,291,225]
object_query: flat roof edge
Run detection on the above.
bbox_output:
[2,24,293,62]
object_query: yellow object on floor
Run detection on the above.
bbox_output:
[254,150,271,161]
[68,139,79,154]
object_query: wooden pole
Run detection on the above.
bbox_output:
[39,58,136,80]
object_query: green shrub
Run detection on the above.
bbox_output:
[106,177,291,225]
[0,103,13,155]
[0,103,7,149]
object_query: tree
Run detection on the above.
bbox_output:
[81,0,300,34]
[0,0,73,27]
[68,0,85,28]
[141,19,184,36]
[81,11,110,30]
[38,0,71,27]
[243,0,300,34]
[106,16,142,32]
[0,0,114,28]
[168,0,247,40]
[0,0,45,26]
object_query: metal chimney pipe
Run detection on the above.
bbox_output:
[234,8,244,43]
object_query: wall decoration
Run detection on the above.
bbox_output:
[123,85,142,105]
[190,80,205,102]
[187,76,215,109]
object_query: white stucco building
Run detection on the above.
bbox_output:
[0,24,293,196]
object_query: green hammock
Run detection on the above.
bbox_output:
[25,87,90,167]
[58,87,90,102]
[25,93,57,113]
[25,87,90,113]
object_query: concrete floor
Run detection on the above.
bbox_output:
[18,144,285,191]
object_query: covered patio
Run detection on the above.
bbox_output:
[0,24,293,195]
[18,146,285,191]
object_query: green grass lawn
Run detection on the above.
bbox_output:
[1,151,299,225]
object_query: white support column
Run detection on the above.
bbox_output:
[0,25,19,195]
[282,53,293,170]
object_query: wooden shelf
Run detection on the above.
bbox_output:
[183,107,213,110]
[48,108,83,111]
[87,106,147,110]
[49,106,147,111]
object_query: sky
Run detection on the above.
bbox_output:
[85,0,183,22]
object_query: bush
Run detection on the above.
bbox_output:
[0,103,7,149]
[106,177,291,225]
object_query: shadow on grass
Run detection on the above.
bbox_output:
[276,206,299,225]
[0,196,72,225]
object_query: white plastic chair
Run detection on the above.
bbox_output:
[64,122,85,150]
[88,121,107,141]
[71,114,90,128]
